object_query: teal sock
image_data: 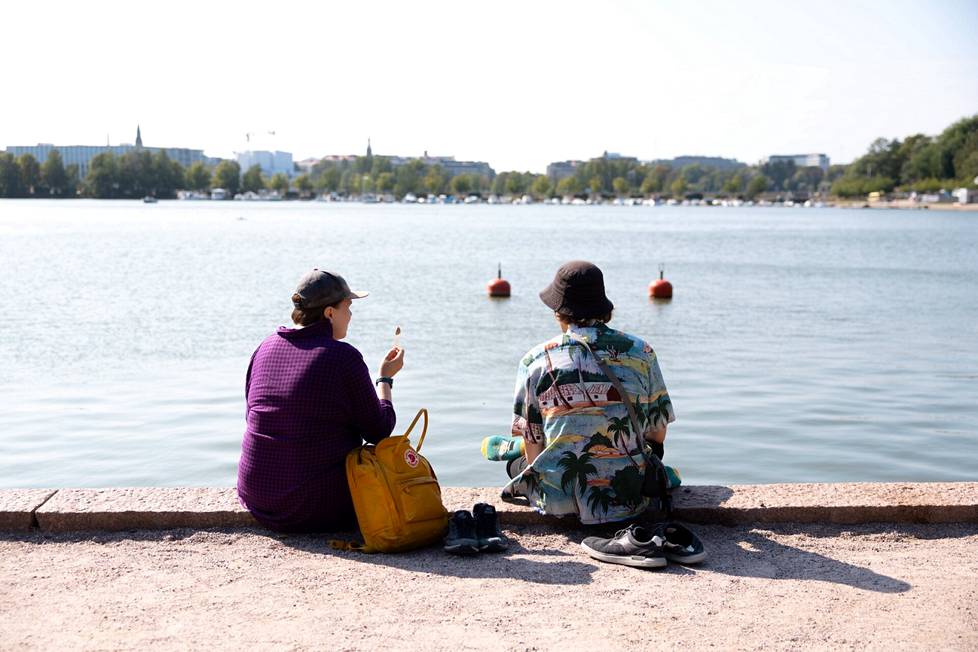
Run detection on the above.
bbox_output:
[665,465,682,489]
[481,436,525,461]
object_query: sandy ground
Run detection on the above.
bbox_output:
[1,522,976,651]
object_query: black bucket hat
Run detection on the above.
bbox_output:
[539,260,614,319]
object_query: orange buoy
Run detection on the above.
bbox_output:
[488,263,511,297]
[649,264,673,299]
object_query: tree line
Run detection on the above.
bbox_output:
[0,150,294,199]
[2,113,975,200]
[829,115,978,197]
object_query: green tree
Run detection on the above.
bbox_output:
[212,160,241,196]
[393,160,424,197]
[935,114,978,180]
[641,165,670,195]
[505,172,529,196]
[318,166,342,193]
[669,176,688,197]
[0,153,25,197]
[612,176,629,197]
[151,151,184,198]
[116,150,155,197]
[588,175,603,196]
[722,172,744,195]
[84,152,120,198]
[294,173,314,196]
[745,175,769,199]
[41,149,68,196]
[531,175,552,199]
[64,164,80,197]
[241,165,265,193]
[17,154,41,196]
[556,176,582,196]
[423,165,446,194]
[270,172,290,195]
[185,162,212,192]
[450,174,473,196]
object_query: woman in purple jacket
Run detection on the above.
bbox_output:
[237,269,404,532]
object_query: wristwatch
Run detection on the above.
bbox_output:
[375,376,394,387]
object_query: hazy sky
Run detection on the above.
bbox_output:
[3,0,977,172]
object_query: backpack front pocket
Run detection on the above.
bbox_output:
[397,477,446,523]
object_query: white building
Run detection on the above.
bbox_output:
[6,128,217,179]
[236,150,294,178]
[763,153,830,171]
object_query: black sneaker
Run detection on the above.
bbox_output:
[443,510,479,555]
[580,524,667,569]
[654,522,707,564]
[473,503,509,553]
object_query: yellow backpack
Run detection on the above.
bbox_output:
[337,408,448,553]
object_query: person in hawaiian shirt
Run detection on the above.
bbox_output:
[501,261,676,525]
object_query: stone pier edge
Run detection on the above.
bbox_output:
[1,482,976,533]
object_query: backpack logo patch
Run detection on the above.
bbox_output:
[404,449,419,467]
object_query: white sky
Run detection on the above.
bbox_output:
[3,0,977,172]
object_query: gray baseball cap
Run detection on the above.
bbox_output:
[292,269,368,309]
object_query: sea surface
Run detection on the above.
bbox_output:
[1,199,976,488]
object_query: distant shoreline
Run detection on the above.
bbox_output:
[835,200,978,212]
[3,196,977,210]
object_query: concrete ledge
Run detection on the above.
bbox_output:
[1,482,975,533]
[34,488,258,533]
[0,489,57,531]
[671,482,978,525]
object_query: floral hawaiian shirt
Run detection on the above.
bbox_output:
[501,323,675,525]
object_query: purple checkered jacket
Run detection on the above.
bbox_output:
[237,319,396,532]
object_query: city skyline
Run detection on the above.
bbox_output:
[2,0,977,172]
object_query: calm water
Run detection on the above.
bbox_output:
[1,199,976,488]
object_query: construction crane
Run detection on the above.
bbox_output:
[245,130,276,144]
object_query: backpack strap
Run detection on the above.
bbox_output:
[328,539,377,554]
[402,408,429,451]
[565,332,672,516]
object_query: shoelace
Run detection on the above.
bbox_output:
[612,527,664,547]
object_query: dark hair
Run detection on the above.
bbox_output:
[555,310,613,328]
[291,294,342,326]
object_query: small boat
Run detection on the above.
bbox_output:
[142,196,158,203]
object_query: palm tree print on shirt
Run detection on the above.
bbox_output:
[647,395,673,430]
[607,416,631,448]
[558,451,597,495]
[586,486,614,517]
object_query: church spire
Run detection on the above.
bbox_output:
[135,125,143,148]
[366,137,372,158]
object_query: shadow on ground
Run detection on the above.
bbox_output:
[4,521,975,593]
[693,524,916,593]
[521,521,942,594]
[276,530,597,586]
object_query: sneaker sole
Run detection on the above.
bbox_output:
[665,550,707,564]
[580,542,667,568]
[444,541,479,555]
[478,540,509,553]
